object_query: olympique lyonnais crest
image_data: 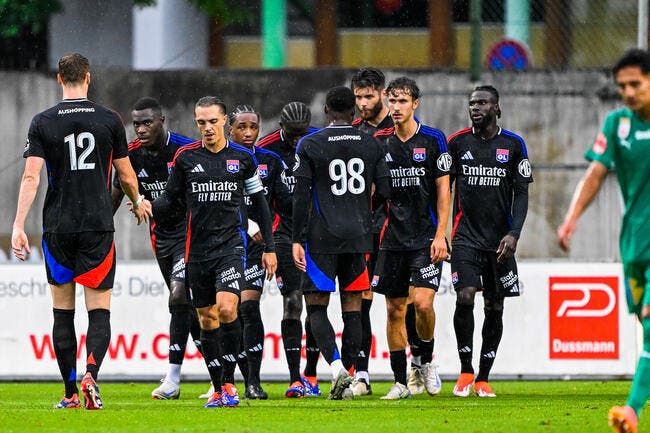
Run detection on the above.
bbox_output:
[451,272,459,284]
[413,147,426,162]
[226,159,240,173]
[167,162,174,173]
[276,276,284,289]
[258,164,268,178]
[496,148,509,163]
[371,275,380,287]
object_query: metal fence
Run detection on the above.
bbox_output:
[477,0,639,69]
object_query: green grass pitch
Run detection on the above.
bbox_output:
[0,381,638,432]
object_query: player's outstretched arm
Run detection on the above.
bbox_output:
[12,156,43,260]
[113,157,151,224]
[557,161,607,252]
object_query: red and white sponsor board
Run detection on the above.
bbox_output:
[0,262,638,380]
[549,276,619,359]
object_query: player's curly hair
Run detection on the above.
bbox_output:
[386,77,420,100]
[280,102,311,125]
[228,104,259,125]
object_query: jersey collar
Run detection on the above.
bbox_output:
[471,126,502,138]
[61,98,89,103]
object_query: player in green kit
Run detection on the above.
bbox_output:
[558,48,650,433]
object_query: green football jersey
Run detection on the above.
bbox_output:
[585,107,650,263]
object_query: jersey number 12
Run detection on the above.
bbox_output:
[65,132,96,171]
[329,158,365,195]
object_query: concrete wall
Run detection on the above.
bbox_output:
[0,69,623,263]
[49,0,133,69]
[133,0,209,70]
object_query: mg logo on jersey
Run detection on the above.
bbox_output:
[413,148,426,162]
[549,276,618,359]
[496,148,509,163]
[258,164,268,178]
[226,159,240,173]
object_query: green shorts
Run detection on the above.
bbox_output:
[623,261,650,315]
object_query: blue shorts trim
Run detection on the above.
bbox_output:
[305,246,335,292]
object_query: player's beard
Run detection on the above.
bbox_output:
[363,101,384,122]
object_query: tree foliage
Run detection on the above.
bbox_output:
[0,0,61,37]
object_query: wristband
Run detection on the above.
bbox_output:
[134,195,144,209]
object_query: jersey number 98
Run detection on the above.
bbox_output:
[329,158,365,196]
[65,132,96,171]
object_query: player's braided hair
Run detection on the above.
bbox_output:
[280,102,311,125]
[228,104,259,125]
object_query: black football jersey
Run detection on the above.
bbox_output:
[113,131,194,257]
[24,99,128,233]
[294,125,390,253]
[242,146,292,237]
[256,127,318,241]
[352,114,394,234]
[351,113,394,136]
[447,127,534,251]
[162,141,262,263]
[374,123,451,251]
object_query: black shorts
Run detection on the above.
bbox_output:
[42,232,116,289]
[275,241,302,296]
[302,249,369,294]
[187,254,245,308]
[450,244,520,298]
[366,233,382,278]
[244,241,266,292]
[155,244,186,289]
[372,248,442,298]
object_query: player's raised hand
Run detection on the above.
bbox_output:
[11,227,31,261]
[557,221,576,252]
[496,234,517,264]
[292,242,306,272]
[262,252,277,279]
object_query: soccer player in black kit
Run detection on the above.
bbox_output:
[111,97,201,400]
[12,53,152,410]
[153,96,277,408]
[349,67,394,396]
[257,102,323,397]
[227,105,292,400]
[372,77,450,400]
[447,85,532,398]
[292,86,390,400]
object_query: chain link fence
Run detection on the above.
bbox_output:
[477,0,639,69]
